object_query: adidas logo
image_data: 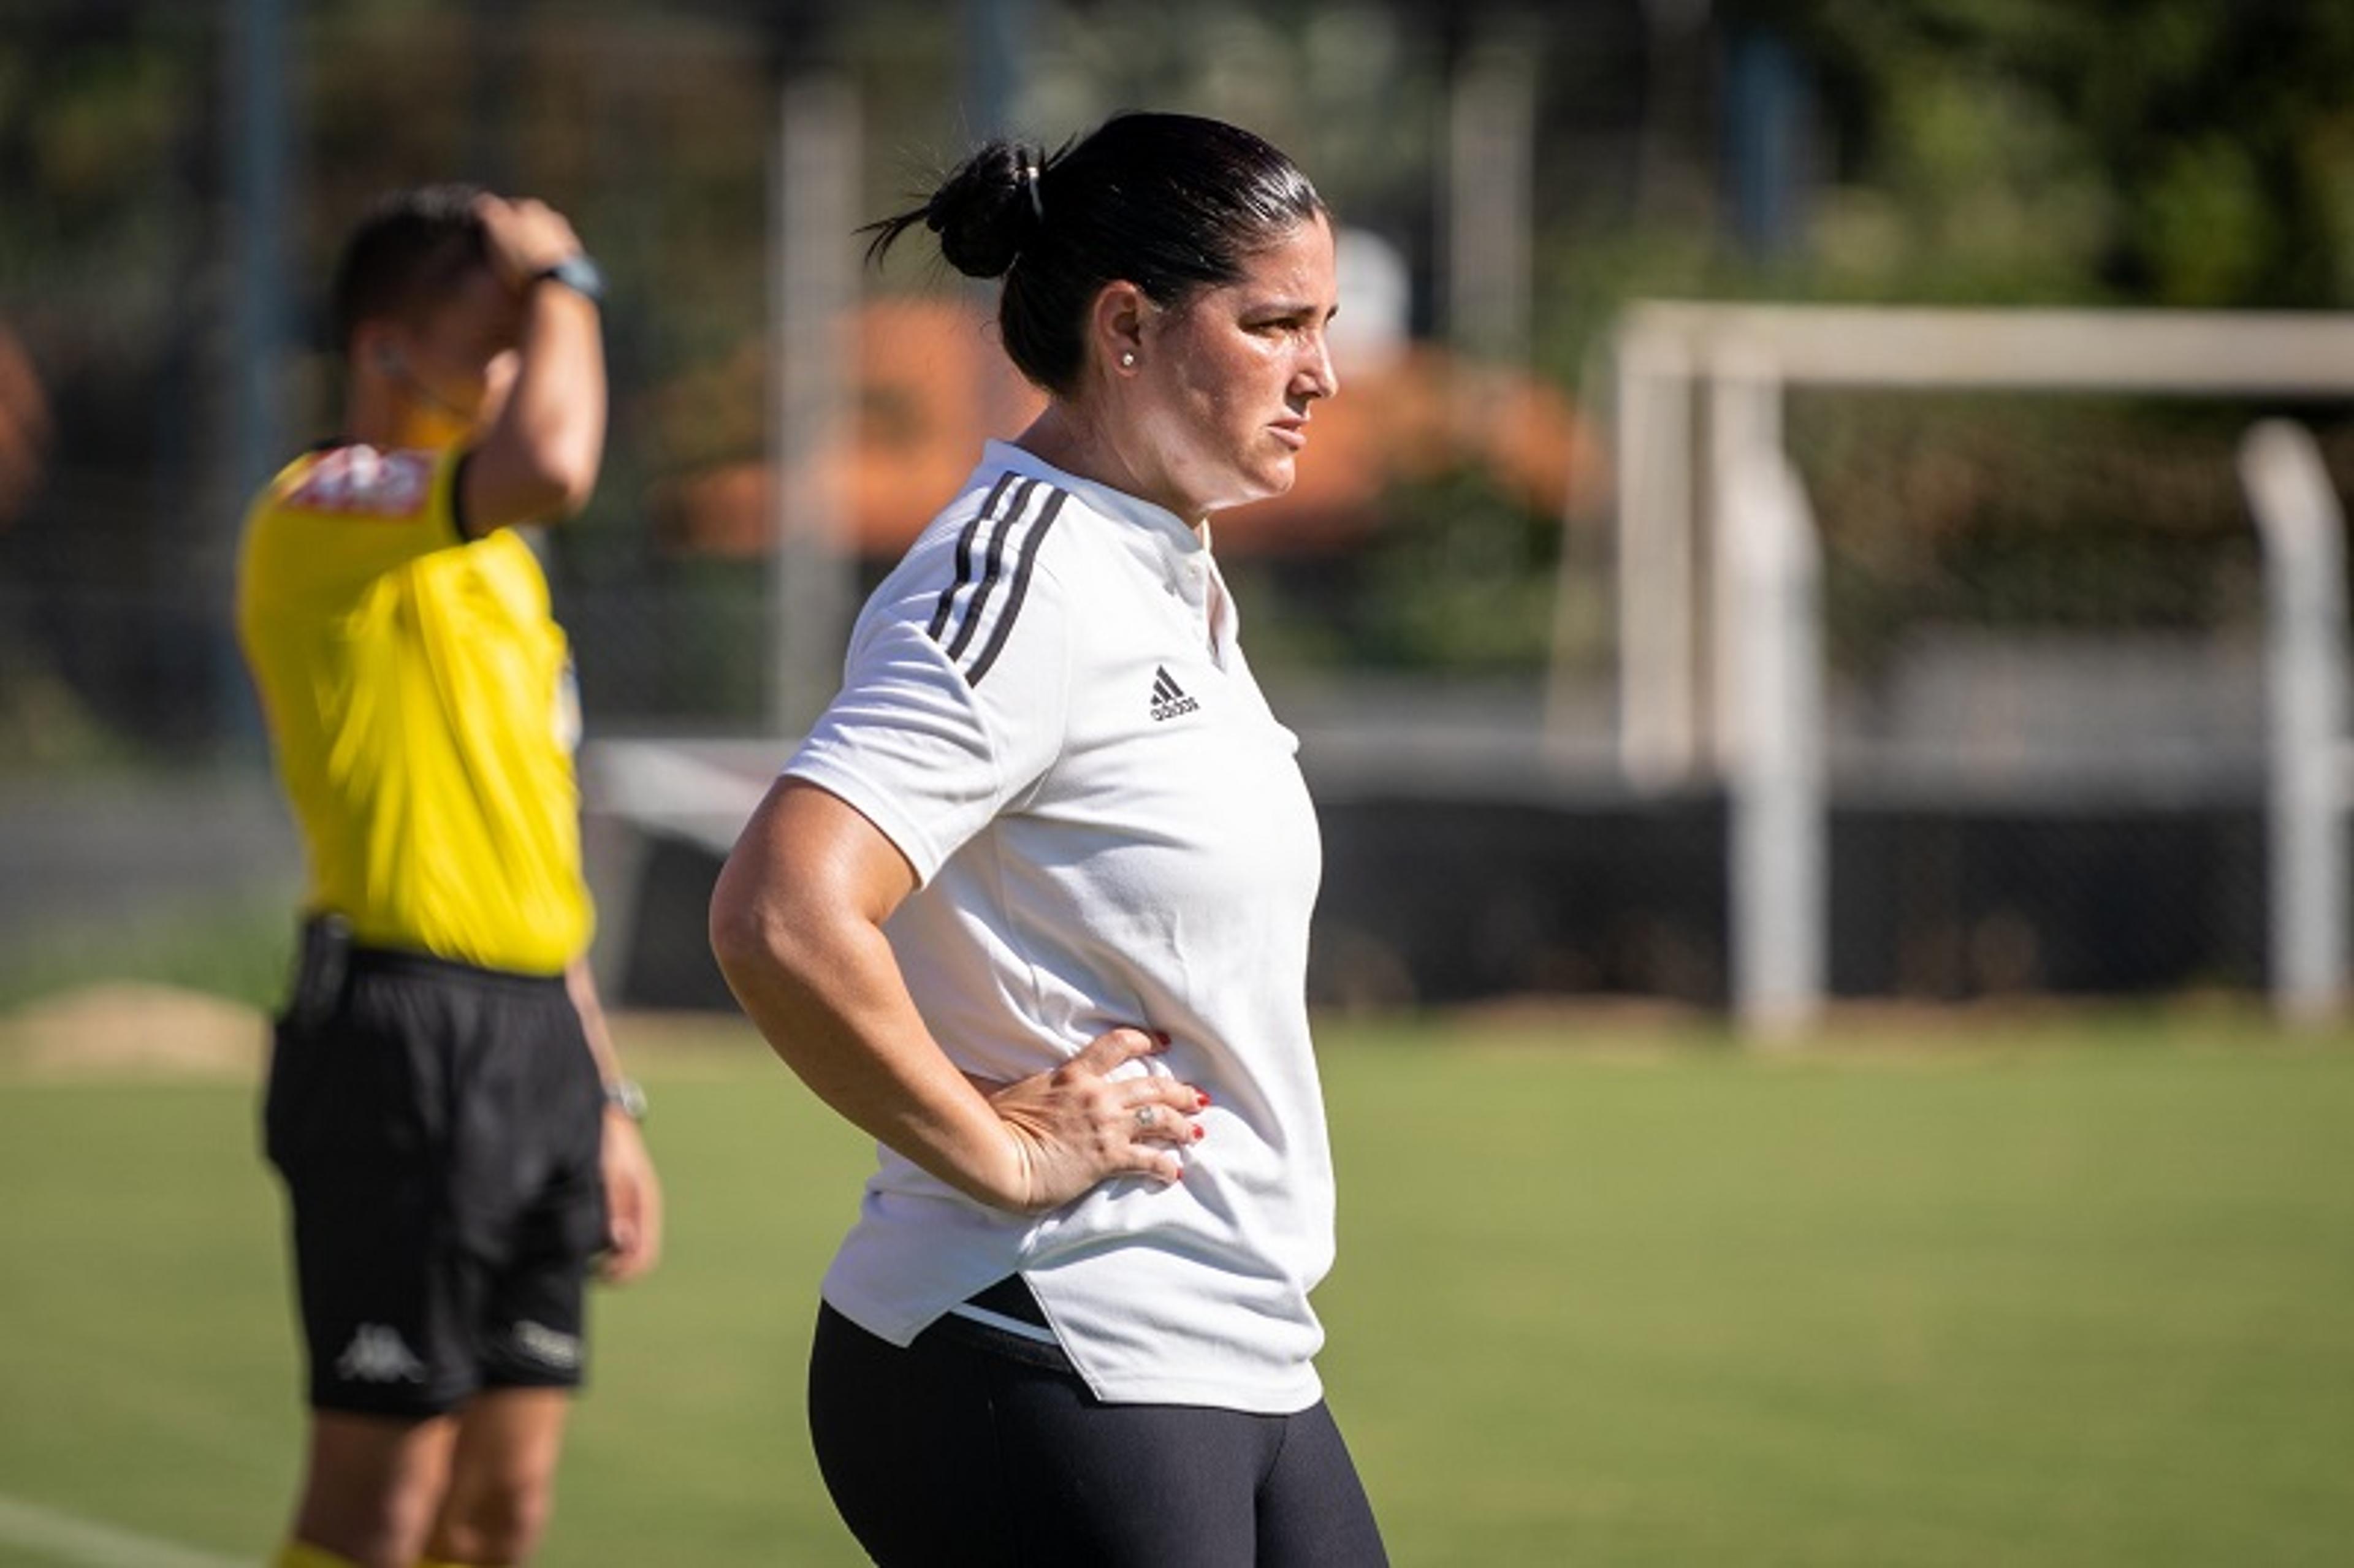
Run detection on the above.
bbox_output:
[1149,665,1199,722]
[334,1323,426,1384]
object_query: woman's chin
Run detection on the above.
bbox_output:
[1227,462,1298,511]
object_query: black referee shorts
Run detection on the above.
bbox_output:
[263,934,607,1418]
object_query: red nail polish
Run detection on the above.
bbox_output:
[1191,1124,1205,1142]
[1153,1030,1172,1047]
[1196,1092,1212,1109]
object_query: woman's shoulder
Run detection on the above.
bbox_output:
[893,459,1098,598]
[850,459,1097,683]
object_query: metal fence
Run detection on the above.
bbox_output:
[9,1,2353,1023]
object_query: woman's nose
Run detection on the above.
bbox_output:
[1300,334,1339,401]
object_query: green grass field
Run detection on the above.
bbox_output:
[2,1008,2352,1566]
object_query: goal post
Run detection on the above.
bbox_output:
[1722,445,1824,1040]
[2242,421,2350,1027]
[1577,302,2354,1032]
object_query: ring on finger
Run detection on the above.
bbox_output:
[1133,1104,1160,1130]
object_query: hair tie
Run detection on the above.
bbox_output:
[1015,159,1045,223]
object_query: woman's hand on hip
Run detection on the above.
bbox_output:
[973,1027,1207,1212]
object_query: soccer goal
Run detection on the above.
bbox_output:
[1581,302,2354,1037]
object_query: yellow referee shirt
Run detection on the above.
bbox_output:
[236,443,592,975]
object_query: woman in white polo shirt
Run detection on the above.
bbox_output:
[709,112,1385,1566]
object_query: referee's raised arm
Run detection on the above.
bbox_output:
[457,193,607,534]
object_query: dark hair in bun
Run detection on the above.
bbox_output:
[863,113,1327,396]
[884,139,1044,281]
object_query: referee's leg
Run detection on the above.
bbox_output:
[284,1412,459,1568]
[422,971,604,1564]
[424,1388,573,1564]
[269,1003,471,1567]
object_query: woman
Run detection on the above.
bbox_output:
[709,112,1386,1566]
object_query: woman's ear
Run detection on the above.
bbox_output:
[1090,281,1149,375]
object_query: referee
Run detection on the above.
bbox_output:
[236,186,661,1568]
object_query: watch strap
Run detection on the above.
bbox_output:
[603,1076,648,1123]
[531,253,606,303]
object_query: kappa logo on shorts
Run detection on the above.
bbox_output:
[334,1323,427,1384]
[511,1319,583,1371]
[1149,666,1200,722]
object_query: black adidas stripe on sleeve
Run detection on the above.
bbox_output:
[942,478,1035,664]
[964,489,1068,687]
[924,475,1068,688]
[926,470,1021,642]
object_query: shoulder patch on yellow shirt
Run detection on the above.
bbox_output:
[284,446,439,517]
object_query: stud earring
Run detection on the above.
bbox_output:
[1120,351,1137,369]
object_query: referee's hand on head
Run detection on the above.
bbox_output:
[474,192,585,293]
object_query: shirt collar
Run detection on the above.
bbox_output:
[982,439,1212,574]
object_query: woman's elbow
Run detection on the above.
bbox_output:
[707,866,781,991]
[709,779,900,1003]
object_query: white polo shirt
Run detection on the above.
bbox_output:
[784,440,1335,1413]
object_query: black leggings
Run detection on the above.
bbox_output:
[808,1302,1389,1567]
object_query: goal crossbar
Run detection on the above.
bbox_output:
[1619,302,2354,395]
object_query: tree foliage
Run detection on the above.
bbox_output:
[1772,0,2354,308]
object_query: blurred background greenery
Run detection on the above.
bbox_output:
[9,0,2354,767]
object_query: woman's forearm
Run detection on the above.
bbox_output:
[709,786,1026,1208]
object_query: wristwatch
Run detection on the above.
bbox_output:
[603,1076,649,1123]
[531,252,606,304]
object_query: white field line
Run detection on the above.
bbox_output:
[0,1493,246,1568]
